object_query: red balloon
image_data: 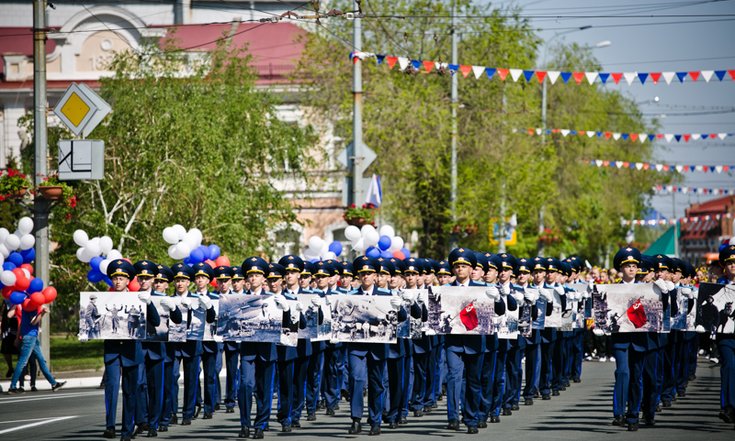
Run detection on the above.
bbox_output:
[2,286,12,299]
[42,286,57,304]
[30,291,45,306]
[12,268,30,291]
[205,259,215,268]
[209,279,217,288]
[215,256,230,267]
[392,250,406,260]
[20,263,34,275]
[22,298,39,312]
[127,277,140,292]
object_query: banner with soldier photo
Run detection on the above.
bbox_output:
[216,294,297,346]
[295,294,332,342]
[169,296,208,343]
[425,287,442,336]
[331,294,400,344]
[531,293,548,331]
[78,292,146,340]
[202,299,221,342]
[399,289,427,339]
[543,287,566,329]
[431,286,496,335]
[496,292,520,340]
[697,283,735,335]
[145,296,172,342]
[593,284,664,333]
[671,288,697,331]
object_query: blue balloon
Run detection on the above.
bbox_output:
[89,256,104,271]
[183,256,192,265]
[197,245,210,260]
[366,246,380,259]
[103,276,113,287]
[2,262,16,271]
[400,247,411,258]
[87,269,104,283]
[328,241,343,257]
[7,252,23,267]
[380,250,393,259]
[190,248,205,264]
[9,291,26,305]
[208,244,221,260]
[377,235,392,251]
[20,248,35,263]
[29,277,44,293]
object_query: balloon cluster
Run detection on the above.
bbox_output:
[162,224,230,268]
[304,224,410,262]
[0,217,57,310]
[73,229,125,287]
[303,236,343,262]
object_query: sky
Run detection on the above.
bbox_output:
[501,0,735,220]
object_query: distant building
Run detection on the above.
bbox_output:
[680,195,735,264]
[1,1,352,256]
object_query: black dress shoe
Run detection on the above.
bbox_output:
[398,417,407,425]
[559,386,567,391]
[202,412,213,419]
[612,416,624,426]
[136,423,150,435]
[502,408,512,416]
[292,421,301,429]
[170,415,178,425]
[146,429,157,437]
[281,424,292,432]
[643,417,655,426]
[238,426,250,438]
[525,398,534,405]
[423,406,432,413]
[627,422,639,431]
[215,403,221,411]
[490,415,500,423]
[387,422,398,429]
[368,425,381,436]
[413,410,423,417]
[252,428,264,439]
[326,408,335,416]
[662,400,672,408]
[158,426,168,433]
[656,404,662,412]
[181,419,192,426]
[477,421,487,429]
[511,404,519,411]
[120,437,132,441]
[446,420,460,431]
[542,395,551,400]
[552,390,560,396]
[194,404,202,418]
[348,421,362,434]
[103,429,116,439]
[467,426,478,434]
[307,413,316,421]
[226,407,235,413]
[573,378,581,383]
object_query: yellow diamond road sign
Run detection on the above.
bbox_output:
[53,82,111,137]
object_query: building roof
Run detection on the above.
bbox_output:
[685,195,735,216]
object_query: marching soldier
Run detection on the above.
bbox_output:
[192,262,220,420]
[153,264,182,433]
[717,245,735,428]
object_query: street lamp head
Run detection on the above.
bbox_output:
[595,40,612,48]
[579,25,592,31]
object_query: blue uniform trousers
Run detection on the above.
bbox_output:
[540,339,556,397]
[135,363,147,426]
[488,347,507,418]
[504,342,523,409]
[412,352,429,411]
[276,358,296,426]
[385,356,405,424]
[348,351,386,425]
[641,349,659,419]
[446,349,482,427]
[201,350,218,414]
[224,347,240,410]
[322,345,344,411]
[144,356,164,429]
[552,336,566,392]
[661,334,678,403]
[238,356,275,429]
[160,359,176,427]
[718,338,735,412]
[612,346,645,424]
[523,343,541,399]
[104,358,138,437]
[571,330,585,381]
[400,352,413,418]
[290,356,310,424]
[175,354,200,420]
[305,350,325,416]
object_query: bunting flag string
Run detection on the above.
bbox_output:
[652,185,734,195]
[516,127,733,143]
[587,159,734,173]
[352,52,735,86]
[622,212,732,226]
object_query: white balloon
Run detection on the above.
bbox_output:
[19,234,35,250]
[320,243,329,258]
[17,217,34,235]
[308,236,325,251]
[390,236,404,251]
[82,246,99,262]
[364,229,380,247]
[361,224,376,237]
[0,270,16,286]
[0,243,9,258]
[162,227,179,245]
[77,247,91,263]
[99,236,114,254]
[167,244,178,259]
[344,225,361,241]
[20,268,30,279]
[4,234,20,251]
[379,225,395,238]
[73,229,89,247]
[187,228,203,246]
[0,254,4,266]
[353,238,365,253]
[99,259,111,275]
[175,242,191,260]
[85,238,101,257]
[106,249,122,260]
[0,227,9,244]
[324,251,337,260]
[172,224,187,241]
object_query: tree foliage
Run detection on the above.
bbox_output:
[297,0,663,261]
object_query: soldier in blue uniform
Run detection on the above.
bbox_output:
[190,262,220,420]
[523,257,553,405]
[345,256,402,436]
[539,258,565,401]
[717,245,735,428]
[320,261,347,416]
[503,256,531,414]
[221,266,242,414]
[102,259,160,441]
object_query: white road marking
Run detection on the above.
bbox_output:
[0,416,77,435]
[0,390,103,404]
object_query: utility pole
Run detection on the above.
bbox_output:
[449,0,459,247]
[351,0,363,206]
[33,0,51,363]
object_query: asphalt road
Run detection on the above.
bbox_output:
[0,359,732,441]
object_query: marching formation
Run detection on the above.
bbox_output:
[79,245,735,440]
